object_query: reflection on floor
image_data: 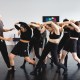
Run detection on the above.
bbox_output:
[0,45,80,80]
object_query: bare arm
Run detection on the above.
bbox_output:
[69,22,80,32]
[31,22,41,25]
[57,21,70,26]
[44,21,60,34]
[3,28,14,32]
[40,25,46,33]
[0,36,12,41]
[30,22,40,27]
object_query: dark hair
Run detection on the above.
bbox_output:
[63,19,69,22]
[29,25,34,28]
[29,25,36,29]
[69,24,72,26]
[19,22,30,29]
[47,24,52,27]
[75,21,80,26]
[15,25,20,30]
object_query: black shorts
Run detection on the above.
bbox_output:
[58,33,69,54]
[11,41,29,57]
[63,39,77,53]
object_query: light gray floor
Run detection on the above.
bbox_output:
[0,45,80,80]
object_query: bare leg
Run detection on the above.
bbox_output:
[72,53,80,63]
[9,53,16,71]
[60,50,68,64]
[9,53,16,66]
[24,57,36,65]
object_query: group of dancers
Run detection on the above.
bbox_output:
[0,15,80,76]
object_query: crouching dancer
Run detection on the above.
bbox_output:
[9,22,36,72]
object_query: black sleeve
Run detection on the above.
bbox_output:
[15,25,20,30]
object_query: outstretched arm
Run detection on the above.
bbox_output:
[0,36,12,41]
[3,28,14,32]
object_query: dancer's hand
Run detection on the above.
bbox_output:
[10,28,15,31]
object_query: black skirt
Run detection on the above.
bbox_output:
[11,41,29,57]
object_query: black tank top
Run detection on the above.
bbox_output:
[15,23,32,41]
[20,28,32,41]
[49,32,61,39]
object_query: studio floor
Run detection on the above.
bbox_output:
[0,45,80,80]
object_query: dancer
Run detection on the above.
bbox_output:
[9,22,36,72]
[0,15,14,70]
[61,21,80,68]
[30,21,67,76]
[20,22,45,68]
[55,19,70,73]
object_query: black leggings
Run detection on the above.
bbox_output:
[29,37,40,59]
[0,40,10,68]
[35,42,66,71]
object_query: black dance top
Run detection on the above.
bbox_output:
[20,30,32,41]
[15,22,32,41]
[49,32,61,39]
